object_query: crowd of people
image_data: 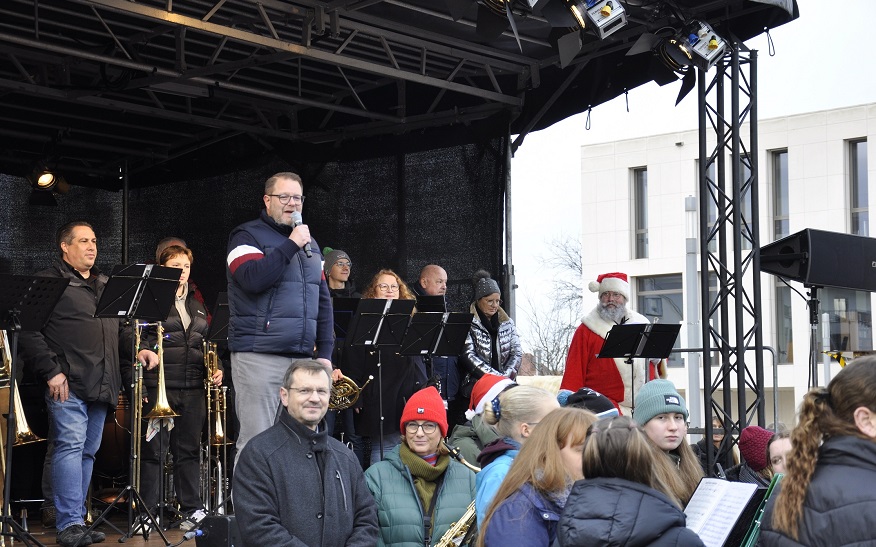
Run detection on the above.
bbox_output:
[13,169,876,547]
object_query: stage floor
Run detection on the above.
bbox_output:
[11,514,189,546]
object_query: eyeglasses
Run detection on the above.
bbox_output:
[405,422,439,434]
[267,194,305,205]
[377,283,400,292]
[285,386,330,398]
[334,261,352,268]
[600,291,625,301]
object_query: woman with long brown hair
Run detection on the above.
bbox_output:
[557,416,705,547]
[760,357,876,545]
[478,408,598,547]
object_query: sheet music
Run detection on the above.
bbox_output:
[685,478,757,547]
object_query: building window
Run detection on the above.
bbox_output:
[633,167,648,258]
[637,274,683,367]
[850,139,869,236]
[772,149,789,240]
[775,280,793,364]
[818,288,872,354]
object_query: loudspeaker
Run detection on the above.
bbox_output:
[195,515,241,547]
[760,228,876,291]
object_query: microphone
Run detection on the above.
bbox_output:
[290,211,313,258]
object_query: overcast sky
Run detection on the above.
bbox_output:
[510,0,876,351]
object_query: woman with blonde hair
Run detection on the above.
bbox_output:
[474,384,558,524]
[479,408,598,547]
[557,416,705,547]
[633,379,703,505]
[346,269,425,465]
[760,357,876,546]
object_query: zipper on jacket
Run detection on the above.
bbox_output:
[263,287,277,332]
[336,470,348,511]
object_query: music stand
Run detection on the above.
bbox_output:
[0,274,69,547]
[206,292,229,346]
[598,323,680,412]
[331,297,361,342]
[346,299,415,459]
[87,264,180,546]
[414,295,446,313]
[399,312,472,396]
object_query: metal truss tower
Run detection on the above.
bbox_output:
[697,43,766,470]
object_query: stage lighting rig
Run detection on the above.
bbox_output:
[662,20,726,72]
[582,0,627,39]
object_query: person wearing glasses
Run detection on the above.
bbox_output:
[234,359,378,547]
[560,272,665,416]
[460,270,522,385]
[364,386,476,546]
[226,171,334,459]
[346,269,426,466]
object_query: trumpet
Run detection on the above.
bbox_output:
[329,374,373,410]
[435,440,480,547]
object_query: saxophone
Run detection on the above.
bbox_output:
[435,441,480,547]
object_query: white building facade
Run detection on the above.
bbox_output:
[580,103,875,428]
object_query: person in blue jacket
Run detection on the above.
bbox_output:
[225,171,334,459]
[479,407,598,547]
[557,416,706,547]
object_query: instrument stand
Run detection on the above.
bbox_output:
[598,322,681,412]
[205,293,231,517]
[0,274,69,547]
[87,264,180,546]
[346,298,415,461]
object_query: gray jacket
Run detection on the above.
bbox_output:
[461,303,522,377]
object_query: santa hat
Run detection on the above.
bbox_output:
[400,387,448,437]
[465,374,516,421]
[739,426,773,472]
[588,272,630,301]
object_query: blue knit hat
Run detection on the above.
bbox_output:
[633,380,688,426]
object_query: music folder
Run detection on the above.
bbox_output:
[684,478,765,547]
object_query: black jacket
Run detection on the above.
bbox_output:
[760,436,876,547]
[233,409,378,547]
[558,477,706,547]
[19,259,121,407]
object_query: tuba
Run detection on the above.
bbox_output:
[435,440,480,547]
[329,374,373,410]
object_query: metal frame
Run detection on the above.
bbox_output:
[697,43,766,472]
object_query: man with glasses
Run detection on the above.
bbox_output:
[234,359,378,547]
[560,272,665,416]
[226,171,334,459]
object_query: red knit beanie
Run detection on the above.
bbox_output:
[400,386,448,437]
[739,426,773,472]
[466,374,516,420]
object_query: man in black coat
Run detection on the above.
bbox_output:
[19,221,121,547]
[233,359,378,547]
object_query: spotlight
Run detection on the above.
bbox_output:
[665,20,726,72]
[582,0,627,39]
[35,171,58,190]
[28,166,70,194]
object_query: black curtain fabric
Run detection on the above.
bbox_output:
[0,136,508,316]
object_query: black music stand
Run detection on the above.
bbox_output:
[346,298,415,460]
[0,274,69,547]
[414,295,446,313]
[206,292,229,346]
[598,323,680,412]
[331,297,361,342]
[399,311,473,396]
[87,264,180,546]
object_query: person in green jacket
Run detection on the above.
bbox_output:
[365,386,477,546]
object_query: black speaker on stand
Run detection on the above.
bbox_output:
[195,515,240,547]
[760,228,876,387]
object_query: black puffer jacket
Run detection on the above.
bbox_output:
[558,477,705,547]
[760,436,876,547]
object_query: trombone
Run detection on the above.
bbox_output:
[0,330,44,477]
[201,341,230,514]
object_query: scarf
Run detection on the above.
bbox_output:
[399,443,450,515]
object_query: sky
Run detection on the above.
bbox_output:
[509,0,876,351]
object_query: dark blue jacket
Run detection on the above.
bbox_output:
[483,482,561,547]
[558,477,705,547]
[226,210,333,358]
[760,436,876,547]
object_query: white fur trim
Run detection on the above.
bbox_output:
[598,277,630,300]
[464,378,515,421]
[588,280,601,293]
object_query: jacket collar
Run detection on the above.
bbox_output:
[278,407,328,452]
[259,209,294,236]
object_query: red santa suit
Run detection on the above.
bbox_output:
[560,306,656,416]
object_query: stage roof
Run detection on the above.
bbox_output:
[0,0,797,189]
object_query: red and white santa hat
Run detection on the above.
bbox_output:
[588,272,630,301]
[465,374,516,421]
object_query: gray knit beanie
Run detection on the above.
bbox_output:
[473,270,501,301]
[633,379,688,426]
[323,249,351,277]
